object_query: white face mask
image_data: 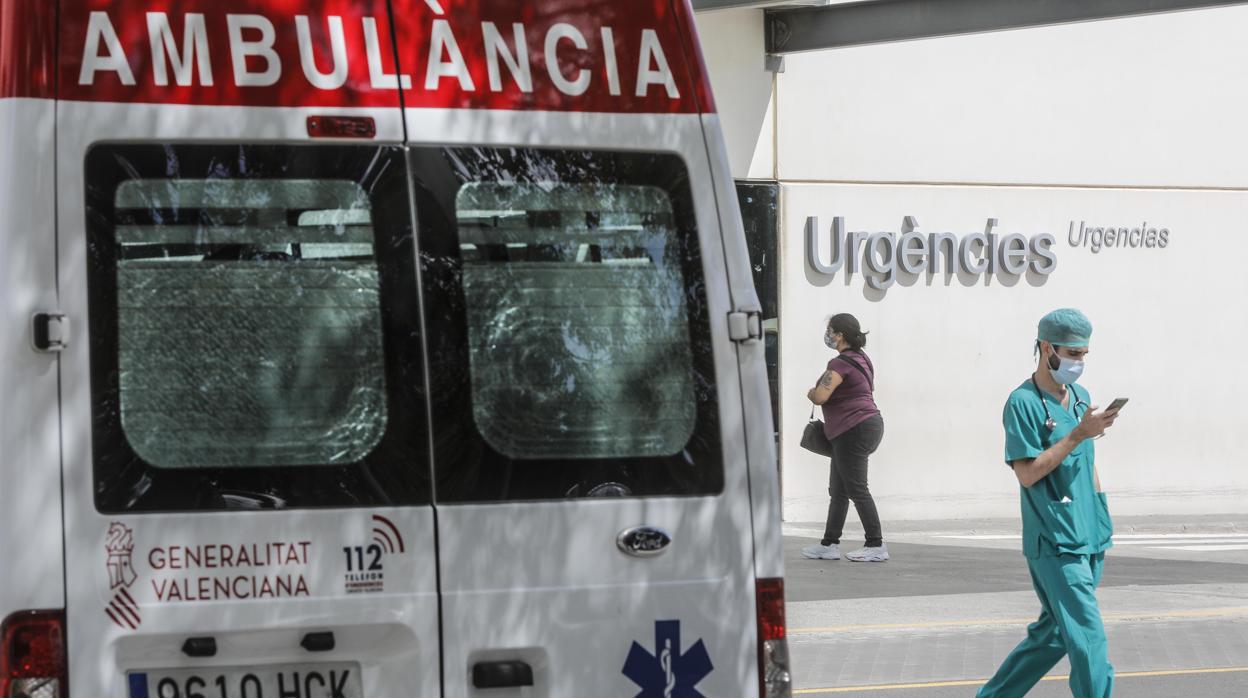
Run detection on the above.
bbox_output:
[824,330,840,351]
[1048,347,1085,385]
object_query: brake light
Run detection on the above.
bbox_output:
[1,610,67,698]
[307,116,377,139]
[755,578,791,698]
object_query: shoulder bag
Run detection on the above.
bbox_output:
[800,406,836,457]
[799,354,874,457]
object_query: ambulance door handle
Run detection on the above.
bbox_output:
[300,631,335,652]
[472,660,534,689]
[31,312,68,352]
[181,637,217,657]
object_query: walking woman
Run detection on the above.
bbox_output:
[802,313,888,562]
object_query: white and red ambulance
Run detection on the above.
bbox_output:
[0,0,786,696]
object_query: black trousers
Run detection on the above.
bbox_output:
[821,414,885,548]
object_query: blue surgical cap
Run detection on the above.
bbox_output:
[1037,308,1092,347]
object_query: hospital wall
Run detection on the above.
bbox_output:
[696,5,1248,520]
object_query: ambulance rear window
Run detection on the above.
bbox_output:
[86,145,429,512]
[411,147,723,501]
[113,179,385,468]
[456,182,696,459]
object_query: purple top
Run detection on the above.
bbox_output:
[821,351,881,440]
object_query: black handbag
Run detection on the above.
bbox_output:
[800,354,874,458]
[800,406,835,457]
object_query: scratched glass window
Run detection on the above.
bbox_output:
[455,183,697,459]
[113,179,386,468]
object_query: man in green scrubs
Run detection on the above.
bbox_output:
[978,309,1122,698]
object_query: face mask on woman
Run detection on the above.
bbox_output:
[824,330,840,351]
[1048,346,1084,385]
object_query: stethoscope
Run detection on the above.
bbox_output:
[1031,375,1090,431]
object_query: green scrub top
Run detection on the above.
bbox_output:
[1003,379,1114,559]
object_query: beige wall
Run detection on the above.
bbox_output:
[693,8,774,179]
[698,5,1248,520]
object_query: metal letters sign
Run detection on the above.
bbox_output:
[805,215,1058,291]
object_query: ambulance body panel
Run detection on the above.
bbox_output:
[399,106,759,694]
[0,96,64,616]
[1,0,786,696]
[699,114,785,582]
[54,101,442,698]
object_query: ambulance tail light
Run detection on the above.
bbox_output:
[755,578,791,698]
[1,610,67,698]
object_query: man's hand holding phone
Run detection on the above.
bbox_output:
[1075,398,1127,441]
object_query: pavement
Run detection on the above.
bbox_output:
[783,516,1248,696]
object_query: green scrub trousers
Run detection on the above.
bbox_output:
[981,380,1115,697]
[976,552,1113,697]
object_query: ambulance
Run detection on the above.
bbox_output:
[0,0,785,696]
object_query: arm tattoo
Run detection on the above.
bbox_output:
[818,371,835,388]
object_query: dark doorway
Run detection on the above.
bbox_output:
[735,180,779,439]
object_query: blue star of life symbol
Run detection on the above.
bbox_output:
[622,619,714,697]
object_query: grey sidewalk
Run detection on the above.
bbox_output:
[783,518,1248,695]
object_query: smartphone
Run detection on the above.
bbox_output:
[1106,397,1129,411]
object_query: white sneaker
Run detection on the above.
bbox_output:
[845,545,889,562]
[801,544,841,560]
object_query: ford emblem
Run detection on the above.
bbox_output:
[617,525,672,557]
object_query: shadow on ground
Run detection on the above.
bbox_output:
[785,535,1248,602]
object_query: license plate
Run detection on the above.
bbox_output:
[127,662,362,698]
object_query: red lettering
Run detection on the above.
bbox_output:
[147,574,310,602]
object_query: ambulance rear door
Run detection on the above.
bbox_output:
[393,1,761,694]
[55,3,441,696]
